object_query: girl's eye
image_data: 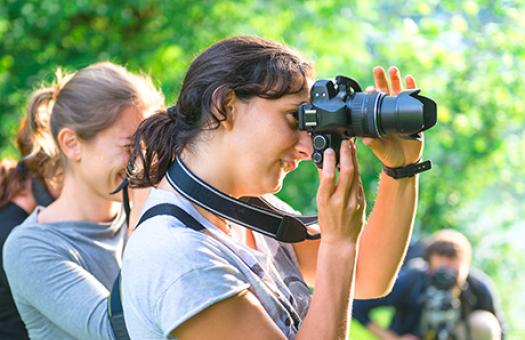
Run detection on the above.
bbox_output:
[287,111,299,129]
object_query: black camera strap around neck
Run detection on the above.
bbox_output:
[165,157,319,243]
[110,177,131,226]
[31,177,54,207]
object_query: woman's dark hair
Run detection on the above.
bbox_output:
[130,35,313,187]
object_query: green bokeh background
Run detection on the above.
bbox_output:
[1,0,524,338]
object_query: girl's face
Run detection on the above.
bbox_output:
[76,106,144,202]
[224,88,313,197]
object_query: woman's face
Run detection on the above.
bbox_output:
[76,106,144,202]
[224,88,313,197]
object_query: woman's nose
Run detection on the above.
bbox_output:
[295,130,313,161]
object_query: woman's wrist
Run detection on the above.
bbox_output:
[382,159,431,179]
[319,238,358,255]
[379,170,418,186]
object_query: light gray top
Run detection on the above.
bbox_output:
[122,189,311,339]
[2,207,127,340]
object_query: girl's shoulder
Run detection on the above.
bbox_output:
[3,209,72,280]
[4,207,47,242]
[126,215,231,273]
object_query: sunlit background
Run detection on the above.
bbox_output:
[1,0,524,338]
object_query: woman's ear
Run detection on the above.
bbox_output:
[222,91,237,130]
[57,128,82,161]
[211,88,237,131]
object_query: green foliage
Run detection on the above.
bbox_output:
[1,0,524,336]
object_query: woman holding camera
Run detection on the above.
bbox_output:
[3,62,164,340]
[122,36,423,339]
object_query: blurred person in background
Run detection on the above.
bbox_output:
[3,62,164,340]
[0,86,62,339]
[353,229,505,340]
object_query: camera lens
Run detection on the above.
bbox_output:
[378,90,437,136]
[349,91,382,137]
[430,267,458,290]
[347,89,437,138]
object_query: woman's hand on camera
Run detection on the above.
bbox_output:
[362,66,424,168]
[316,139,365,245]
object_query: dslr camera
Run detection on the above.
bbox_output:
[420,267,462,340]
[297,76,437,167]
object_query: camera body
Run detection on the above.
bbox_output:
[420,267,462,340]
[297,76,437,167]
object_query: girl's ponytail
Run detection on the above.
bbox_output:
[129,107,181,187]
[0,85,59,207]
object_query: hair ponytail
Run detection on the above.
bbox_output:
[129,108,180,187]
[0,160,25,207]
[0,84,61,207]
[20,86,62,181]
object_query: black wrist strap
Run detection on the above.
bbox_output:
[383,160,432,179]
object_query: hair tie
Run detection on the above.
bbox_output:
[167,105,177,120]
[16,160,28,177]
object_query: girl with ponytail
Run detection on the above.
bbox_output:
[121,36,424,339]
[3,62,164,340]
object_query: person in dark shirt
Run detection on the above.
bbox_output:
[0,87,62,339]
[353,229,505,340]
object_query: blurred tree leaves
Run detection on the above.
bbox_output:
[1,0,524,336]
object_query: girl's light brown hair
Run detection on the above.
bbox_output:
[50,62,164,152]
[0,62,164,207]
[0,84,62,207]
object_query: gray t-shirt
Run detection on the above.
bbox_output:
[2,207,127,340]
[122,189,311,339]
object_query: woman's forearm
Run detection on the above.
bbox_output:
[296,241,358,340]
[355,173,418,299]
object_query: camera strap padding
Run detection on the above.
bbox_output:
[166,157,319,243]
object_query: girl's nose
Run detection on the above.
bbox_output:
[295,130,313,161]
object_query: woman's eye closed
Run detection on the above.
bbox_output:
[287,111,299,128]
[122,143,133,153]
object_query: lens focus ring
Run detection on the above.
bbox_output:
[349,92,382,138]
